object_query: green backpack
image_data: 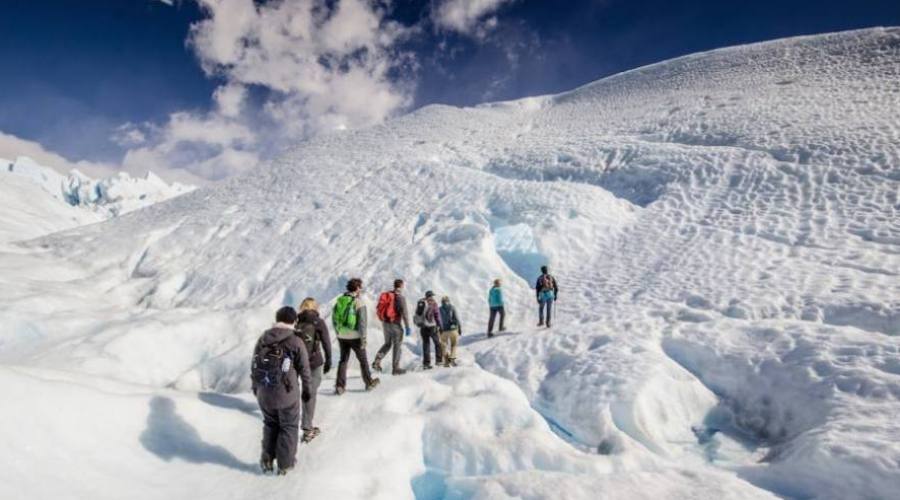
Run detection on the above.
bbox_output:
[332,294,358,335]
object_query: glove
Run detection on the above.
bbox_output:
[458,327,462,336]
[252,387,257,396]
[405,326,412,337]
[323,360,332,375]
[301,390,311,402]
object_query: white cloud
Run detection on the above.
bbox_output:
[0,131,117,179]
[431,0,514,37]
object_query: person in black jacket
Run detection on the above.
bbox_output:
[296,297,332,444]
[251,306,311,475]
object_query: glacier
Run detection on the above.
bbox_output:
[0,27,898,500]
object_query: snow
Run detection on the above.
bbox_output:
[1,27,899,499]
[0,155,194,243]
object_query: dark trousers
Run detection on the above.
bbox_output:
[261,400,300,469]
[488,306,505,334]
[421,326,443,366]
[336,338,374,388]
[375,322,403,372]
[539,300,553,325]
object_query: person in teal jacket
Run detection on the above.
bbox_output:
[487,279,505,337]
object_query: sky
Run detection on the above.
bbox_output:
[1,0,898,183]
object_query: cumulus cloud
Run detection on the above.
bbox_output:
[123,0,418,181]
[431,0,514,37]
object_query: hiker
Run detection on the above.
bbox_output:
[251,306,312,475]
[373,278,412,375]
[487,278,505,337]
[439,295,462,367]
[535,266,559,327]
[295,297,332,444]
[333,278,380,394]
[414,290,443,369]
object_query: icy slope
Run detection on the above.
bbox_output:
[1,27,899,499]
[0,156,194,242]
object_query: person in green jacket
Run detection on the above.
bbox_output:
[487,279,505,338]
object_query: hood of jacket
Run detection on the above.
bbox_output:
[297,310,320,324]
[260,323,295,345]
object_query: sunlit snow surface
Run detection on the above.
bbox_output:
[1,28,898,499]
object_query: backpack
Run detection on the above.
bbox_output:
[295,321,318,356]
[413,299,427,327]
[332,294,358,335]
[251,340,292,391]
[538,274,555,292]
[376,291,400,323]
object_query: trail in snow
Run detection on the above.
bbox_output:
[1,27,899,499]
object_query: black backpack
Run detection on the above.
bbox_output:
[251,339,293,391]
[295,321,318,357]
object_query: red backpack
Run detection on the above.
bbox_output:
[376,291,400,323]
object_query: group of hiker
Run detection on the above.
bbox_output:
[250,266,559,475]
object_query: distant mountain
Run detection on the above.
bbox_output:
[0,155,194,242]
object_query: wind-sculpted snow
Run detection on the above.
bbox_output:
[1,27,899,499]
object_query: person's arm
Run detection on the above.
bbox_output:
[453,305,461,334]
[250,341,260,395]
[553,276,559,298]
[398,293,410,328]
[356,302,368,343]
[535,277,541,301]
[294,339,312,399]
[319,318,332,373]
[434,306,443,332]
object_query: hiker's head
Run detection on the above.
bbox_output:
[346,278,363,293]
[276,306,298,324]
[441,296,451,305]
[541,265,548,274]
[299,297,318,312]
[394,279,404,290]
[493,278,501,287]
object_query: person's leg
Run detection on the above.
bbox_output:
[488,307,497,335]
[389,323,403,372]
[449,328,458,362]
[261,405,279,466]
[374,324,392,368]
[336,339,351,390]
[352,338,374,385]
[538,300,546,326]
[275,401,301,471]
[302,366,323,431]
[499,307,506,331]
[434,330,444,364]
[546,300,553,327]
[422,328,432,366]
[440,330,450,366]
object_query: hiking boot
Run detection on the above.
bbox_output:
[372,359,383,372]
[392,368,407,375]
[335,386,345,396]
[260,458,274,474]
[450,359,458,367]
[546,322,551,328]
[487,332,494,338]
[366,378,380,391]
[423,364,433,370]
[277,466,294,476]
[537,321,544,327]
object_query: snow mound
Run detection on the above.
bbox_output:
[1,27,899,499]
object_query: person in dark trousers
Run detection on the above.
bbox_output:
[251,306,312,475]
[373,278,412,375]
[416,291,443,369]
[333,278,379,395]
[535,266,559,327]
[439,295,462,367]
[487,278,505,337]
[295,297,331,444]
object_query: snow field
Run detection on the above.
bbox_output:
[0,27,898,499]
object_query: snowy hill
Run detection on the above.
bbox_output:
[1,28,898,499]
[0,156,194,242]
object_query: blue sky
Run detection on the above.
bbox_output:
[1,0,898,182]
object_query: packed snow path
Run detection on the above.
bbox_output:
[1,28,899,499]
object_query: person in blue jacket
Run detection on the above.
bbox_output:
[487,279,505,337]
